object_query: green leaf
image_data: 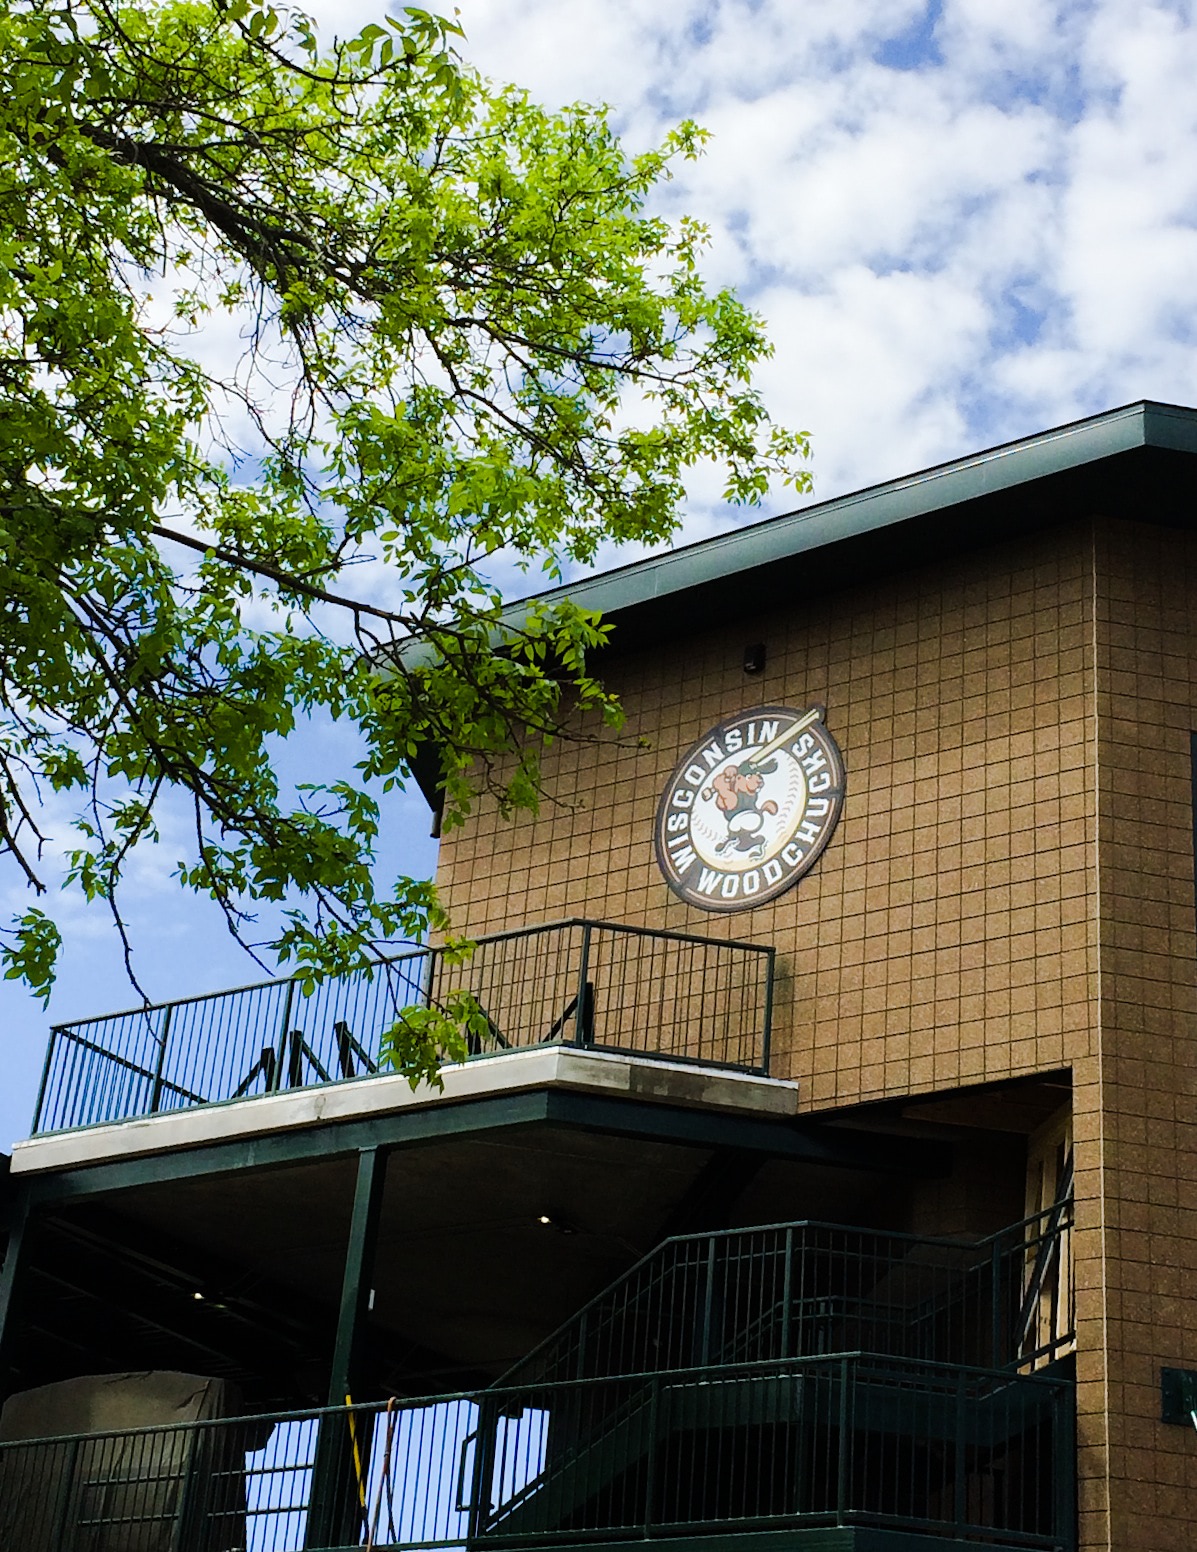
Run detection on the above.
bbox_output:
[0,0,807,1061]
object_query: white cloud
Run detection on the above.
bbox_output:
[132,0,1197,573]
[18,0,1197,1136]
[394,0,1197,515]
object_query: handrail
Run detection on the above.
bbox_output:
[0,1354,1075,1552]
[0,1353,1069,1453]
[499,1205,1076,1388]
[31,918,775,1135]
[45,917,773,1035]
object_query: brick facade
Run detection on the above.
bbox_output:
[436,513,1197,1552]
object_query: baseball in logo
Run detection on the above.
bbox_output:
[653,704,845,912]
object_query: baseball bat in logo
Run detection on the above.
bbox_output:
[653,704,845,912]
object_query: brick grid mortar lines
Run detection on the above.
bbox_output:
[1092,516,1197,1550]
[426,514,1197,1550]
[436,524,1099,1109]
[1085,518,1112,1552]
[436,520,1120,1541]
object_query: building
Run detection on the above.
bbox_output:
[1,398,1196,1550]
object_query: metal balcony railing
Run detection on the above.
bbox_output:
[0,1356,1074,1552]
[31,919,775,1135]
[500,1208,1077,1388]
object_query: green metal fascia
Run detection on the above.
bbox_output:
[308,1530,1066,1552]
[18,1090,557,1202]
[16,1090,949,1205]
[509,398,1178,624]
[394,398,1197,686]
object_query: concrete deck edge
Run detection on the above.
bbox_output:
[9,1046,800,1176]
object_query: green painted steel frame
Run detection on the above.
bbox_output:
[306,1147,389,1547]
[504,400,1197,623]
[0,1359,1075,1552]
[328,1145,386,1408]
[0,1090,949,1409]
[14,1090,950,1207]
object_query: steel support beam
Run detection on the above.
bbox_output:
[652,1147,764,1242]
[19,1090,949,1205]
[327,1146,387,1407]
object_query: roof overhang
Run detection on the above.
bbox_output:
[402,400,1197,807]
[513,398,1197,654]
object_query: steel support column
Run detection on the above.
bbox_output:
[0,1188,31,1398]
[306,1146,387,1548]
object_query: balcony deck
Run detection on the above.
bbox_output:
[28,919,776,1141]
[11,1043,799,1177]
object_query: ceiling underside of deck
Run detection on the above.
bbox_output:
[4,1076,1066,1412]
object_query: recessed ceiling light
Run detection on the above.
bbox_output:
[536,1213,577,1235]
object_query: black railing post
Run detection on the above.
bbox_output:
[272,980,296,1093]
[286,1027,305,1090]
[991,1235,1004,1366]
[577,1309,589,1380]
[781,1227,794,1360]
[760,946,776,1073]
[170,1421,220,1552]
[699,1237,717,1365]
[149,1004,173,1114]
[422,942,438,1010]
[30,1029,55,1134]
[573,923,593,1047]
[49,1436,81,1549]
[644,1372,660,1535]
[465,1396,498,1547]
[836,1355,850,1526]
[1056,1375,1077,1552]
[953,1369,967,1539]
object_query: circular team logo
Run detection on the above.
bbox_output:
[654,705,845,912]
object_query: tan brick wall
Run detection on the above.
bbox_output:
[1092,518,1197,1550]
[434,513,1197,1552]
[437,522,1099,1107]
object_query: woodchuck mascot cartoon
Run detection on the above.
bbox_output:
[702,758,779,861]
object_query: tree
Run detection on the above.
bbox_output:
[0,0,808,1078]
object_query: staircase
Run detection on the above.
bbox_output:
[0,1213,1075,1552]
[456,1214,1076,1552]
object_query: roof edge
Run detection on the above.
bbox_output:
[511,398,1197,622]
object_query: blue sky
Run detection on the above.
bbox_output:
[6,0,1197,1147]
[451,0,1197,490]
